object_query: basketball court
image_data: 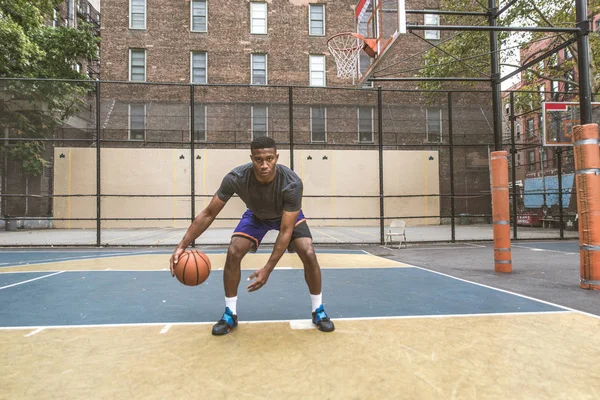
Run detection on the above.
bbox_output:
[2,245,600,399]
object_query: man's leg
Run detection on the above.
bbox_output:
[293,237,322,295]
[294,236,335,332]
[212,237,254,336]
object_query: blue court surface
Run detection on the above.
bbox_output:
[1,266,564,328]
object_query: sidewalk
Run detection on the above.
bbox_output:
[0,224,579,247]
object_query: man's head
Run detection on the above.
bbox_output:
[250,137,278,183]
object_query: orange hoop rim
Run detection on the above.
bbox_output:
[326,32,365,52]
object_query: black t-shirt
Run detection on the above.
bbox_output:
[216,163,303,220]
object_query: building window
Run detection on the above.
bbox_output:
[129,49,146,82]
[426,107,442,143]
[191,0,207,32]
[250,2,267,34]
[551,80,559,99]
[192,105,207,141]
[251,54,267,85]
[358,107,373,143]
[528,150,536,171]
[516,124,521,141]
[565,47,572,60]
[310,107,327,142]
[309,4,325,36]
[309,55,326,86]
[130,0,146,30]
[191,52,207,84]
[526,118,534,138]
[129,104,146,141]
[252,106,268,138]
[52,8,59,28]
[565,71,574,93]
[517,153,521,166]
[538,84,545,102]
[541,149,548,168]
[424,13,440,40]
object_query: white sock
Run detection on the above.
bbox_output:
[225,296,238,315]
[310,293,322,312]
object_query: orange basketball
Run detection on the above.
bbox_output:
[174,250,211,286]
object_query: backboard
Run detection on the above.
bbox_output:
[542,102,600,146]
[355,0,406,86]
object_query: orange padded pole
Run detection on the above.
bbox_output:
[491,151,512,273]
[572,124,600,290]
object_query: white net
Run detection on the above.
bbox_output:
[327,33,363,79]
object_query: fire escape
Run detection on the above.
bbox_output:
[77,0,101,80]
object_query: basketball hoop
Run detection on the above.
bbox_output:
[327,33,374,79]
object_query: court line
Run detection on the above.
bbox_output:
[0,271,65,290]
[160,324,171,334]
[0,310,574,331]
[511,244,578,255]
[410,265,600,320]
[0,266,409,274]
[24,328,45,337]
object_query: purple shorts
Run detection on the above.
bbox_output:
[232,209,312,252]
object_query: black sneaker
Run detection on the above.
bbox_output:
[312,304,335,332]
[212,307,238,336]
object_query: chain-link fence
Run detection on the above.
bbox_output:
[0,77,582,246]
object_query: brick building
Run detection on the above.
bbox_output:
[96,0,494,221]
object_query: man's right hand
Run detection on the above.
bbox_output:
[170,247,185,277]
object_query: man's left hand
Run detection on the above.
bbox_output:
[247,267,271,292]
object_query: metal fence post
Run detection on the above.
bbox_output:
[95,80,101,247]
[378,86,384,245]
[190,85,196,248]
[557,148,564,239]
[510,92,518,239]
[289,87,294,171]
[448,92,456,242]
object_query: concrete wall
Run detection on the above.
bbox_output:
[53,148,439,228]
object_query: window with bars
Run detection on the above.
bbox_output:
[358,107,373,143]
[310,107,327,142]
[129,104,146,141]
[130,0,146,29]
[191,0,207,32]
[191,52,207,84]
[251,54,267,85]
[129,49,146,81]
[251,2,267,34]
[252,106,268,138]
[309,4,325,36]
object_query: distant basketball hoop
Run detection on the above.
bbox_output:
[327,33,376,79]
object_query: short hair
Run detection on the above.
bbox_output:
[251,136,277,151]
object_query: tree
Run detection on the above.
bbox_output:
[0,0,99,175]
[418,0,600,113]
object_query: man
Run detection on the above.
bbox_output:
[170,137,335,335]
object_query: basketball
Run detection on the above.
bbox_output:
[174,250,211,286]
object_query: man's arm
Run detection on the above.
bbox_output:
[247,209,299,292]
[170,194,226,274]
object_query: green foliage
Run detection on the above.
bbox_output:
[0,0,99,176]
[418,0,600,110]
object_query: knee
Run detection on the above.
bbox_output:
[298,246,318,268]
[226,240,248,266]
